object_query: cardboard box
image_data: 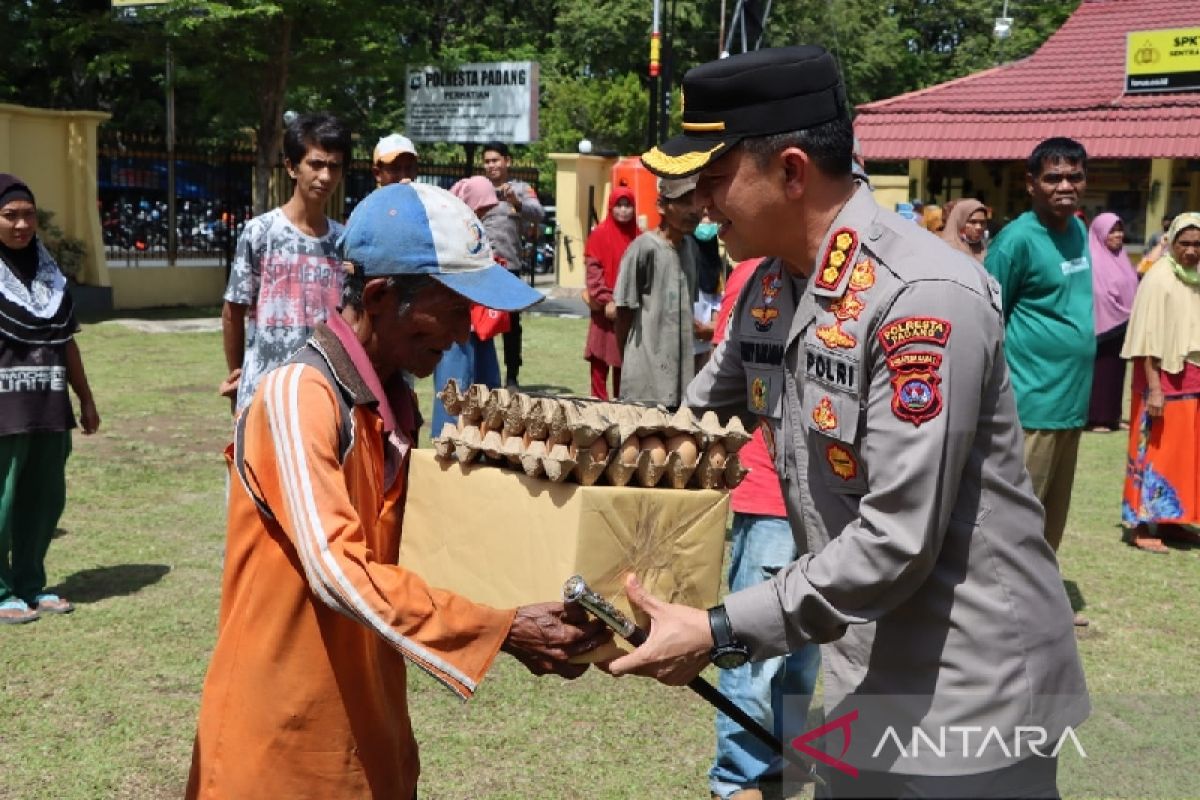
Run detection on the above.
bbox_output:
[399,449,730,660]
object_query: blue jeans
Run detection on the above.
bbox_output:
[431,333,500,434]
[710,513,821,799]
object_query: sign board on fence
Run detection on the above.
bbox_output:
[111,0,170,6]
[405,62,539,143]
[1126,27,1200,94]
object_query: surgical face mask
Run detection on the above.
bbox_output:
[694,221,719,241]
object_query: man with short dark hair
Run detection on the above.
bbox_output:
[985,138,1093,609]
[607,47,1089,798]
[188,183,608,800]
[479,140,543,390]
[220,112,352,414]
[373,133,419,187]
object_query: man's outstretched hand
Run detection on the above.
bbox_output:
[603,574,712,686]
[502,601,612,679]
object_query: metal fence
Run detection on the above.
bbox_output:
[98,132,255,268]
[97,132,543,272]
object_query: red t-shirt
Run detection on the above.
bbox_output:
[713,259,787,518]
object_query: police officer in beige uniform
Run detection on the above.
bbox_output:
[608,46,1089,798]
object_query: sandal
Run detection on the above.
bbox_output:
[0,598,40,625]
[1129,533,1170,554]
[34,593,74,615]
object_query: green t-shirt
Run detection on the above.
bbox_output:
[985,211,1094,429]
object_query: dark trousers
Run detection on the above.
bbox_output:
[1087,326,1127,430]
[502,311,522,383]
[0,431,72,603]
[823,756,1059,799]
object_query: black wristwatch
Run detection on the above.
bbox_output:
[708,604,750,669]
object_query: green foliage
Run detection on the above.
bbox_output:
[0,0,1079,196]
[35,208,88,281]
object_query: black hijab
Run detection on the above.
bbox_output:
[0,173,76,346]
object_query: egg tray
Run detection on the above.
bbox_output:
[431,380,751,490]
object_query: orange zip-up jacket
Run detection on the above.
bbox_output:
[187,320,514,800]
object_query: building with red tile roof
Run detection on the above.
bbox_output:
[854,0,1200,244]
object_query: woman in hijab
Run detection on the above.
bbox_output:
[940,199,989,262]
[1119,212,1200,553]
[0,174,100,624]
[583,185,637,399]
[1086,213,1138,431]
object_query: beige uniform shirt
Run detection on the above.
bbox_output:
[686,185,1089,776]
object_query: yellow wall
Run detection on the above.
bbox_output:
[0,103,110,287]
[549,153,619,289]
[871,175,909,215]
[108,266,227,309]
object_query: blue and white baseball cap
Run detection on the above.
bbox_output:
[340,182,543,312]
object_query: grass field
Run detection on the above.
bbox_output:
[1,311,1197,799]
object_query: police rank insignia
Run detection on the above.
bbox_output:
[750,306,780,332]
[887,350,944,426]
[877,316,952,354]
[750,377,769,412]
[826,443,858,480]
[812,396,838,431]
[816,228,858,291]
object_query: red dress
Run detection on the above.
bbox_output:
[584,187,638,371]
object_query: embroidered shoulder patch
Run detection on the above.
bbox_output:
[815,322,857,349]
[812,396,838,431]
[877,316,951,354]
[826,443,858,480]
[887,350,944,426]
[815,228,859,291]
[828,291,866,322]
[750,376,769,412]
[849,258,877,291]
[750,305,780,332]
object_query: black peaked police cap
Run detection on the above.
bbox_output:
[641,45,847,178]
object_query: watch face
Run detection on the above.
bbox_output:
[712,647,749,670]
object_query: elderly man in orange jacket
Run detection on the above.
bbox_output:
[186,183,609,800]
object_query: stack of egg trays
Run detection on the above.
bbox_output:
[431,380,751,490]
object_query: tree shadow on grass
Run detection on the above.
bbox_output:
[51,564,171,604]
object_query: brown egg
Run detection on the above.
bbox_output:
[665,433,699,467]
[642,435,667,467]
[707,441,727,470]
[620,435,640,465]
[588,438,610,462]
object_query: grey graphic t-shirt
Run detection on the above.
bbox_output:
[224,209,345,412]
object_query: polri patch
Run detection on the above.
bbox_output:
[826,443,858,480]
[812,396,838,431]
[815,228,859,291]
[877,316,951,354]
[807,349,859,391]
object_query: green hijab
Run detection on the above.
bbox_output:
[1165,212,1200,287]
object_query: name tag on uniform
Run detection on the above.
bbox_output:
[1060,257,1089,275]
[806,349,859,391]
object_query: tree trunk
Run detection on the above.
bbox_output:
[253,16,293,215]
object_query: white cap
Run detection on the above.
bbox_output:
[373,133,418,164]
